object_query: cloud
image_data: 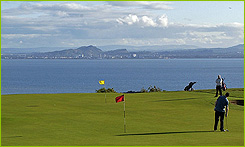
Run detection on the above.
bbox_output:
[116,14,139,25]
[141,16,157,27]
[19,3,93,12]
[157,14,168,27]
[107,1,173,10]
[2,2,99,22]
[117,14,168,27]
[1,2,243,49]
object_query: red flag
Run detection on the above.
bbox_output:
[115,95,124,103]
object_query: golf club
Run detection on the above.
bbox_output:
[225,116,229,132]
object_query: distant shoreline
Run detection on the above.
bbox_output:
[1,44,244,59]
[1,57,244,60]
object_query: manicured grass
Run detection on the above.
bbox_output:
[1,88,244,146]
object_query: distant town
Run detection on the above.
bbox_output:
[1,44,244,59]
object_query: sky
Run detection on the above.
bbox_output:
[1,1,244,49]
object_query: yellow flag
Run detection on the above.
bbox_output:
[99,80,105,85]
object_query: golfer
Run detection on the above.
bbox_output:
[214,92,229,132]
[215,75,222,97]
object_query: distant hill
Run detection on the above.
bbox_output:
[1,44,244,59]
[1,44,198,54]
[32,45,103,59]
[98,45,199,51]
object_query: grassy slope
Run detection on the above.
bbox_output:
[1,88,244,146]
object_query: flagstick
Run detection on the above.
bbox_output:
[124,95,126,133]
[104,84,106,103]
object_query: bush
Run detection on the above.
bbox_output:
[96,88,117,93]
[148,85,162,92]
[107,88,117,93]
[140,86,163,93]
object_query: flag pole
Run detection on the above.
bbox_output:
[124,95,126,133]
[104,84,106,103]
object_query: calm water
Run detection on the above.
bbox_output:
[1,59,244,94]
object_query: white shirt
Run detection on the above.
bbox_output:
[216,78,222,86]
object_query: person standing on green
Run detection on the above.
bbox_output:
[214,92,229,132]
[215,75,222,97]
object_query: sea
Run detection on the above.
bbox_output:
[1,59,244,95]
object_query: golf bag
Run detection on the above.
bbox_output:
[222,78,227,91]
[184,82,196,91]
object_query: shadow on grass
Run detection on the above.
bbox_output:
[2,136,23,138]
[153,97,197,102]
[116,130,213,136]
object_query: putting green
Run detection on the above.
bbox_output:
[1,89,244,146]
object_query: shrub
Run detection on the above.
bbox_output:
[148,85,162,92]
[96,88,117,93]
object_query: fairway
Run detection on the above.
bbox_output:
[1,89,244,146]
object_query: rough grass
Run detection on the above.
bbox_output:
[1,88,244,146]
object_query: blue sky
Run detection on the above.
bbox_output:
[1,1,244,49]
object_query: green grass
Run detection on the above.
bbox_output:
[1,88,244,146]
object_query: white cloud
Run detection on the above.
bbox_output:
[157,14,168,27]
[147,4,173,10]
[1,1,243,49]
[116,14,139,25]
[222,22,244,28]
[141,16,157,27]
[117,14,168,27]
[20,3,93,11]
[107,1,173,10]
[1,34,57,39]
[54,11,69,17]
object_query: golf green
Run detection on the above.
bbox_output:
[1,89,244,146]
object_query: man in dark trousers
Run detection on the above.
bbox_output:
[214,92,229,132]
[215,75,222,97]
